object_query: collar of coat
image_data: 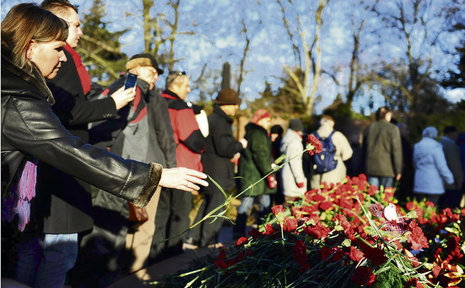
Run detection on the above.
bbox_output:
[213,104,233,123]
[161,89,182,101]
[245,122,268,135]
[1,44,55,105]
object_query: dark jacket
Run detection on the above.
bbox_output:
[85,76,177,241]
[238,123,276,197]
[202,105,243,191]
[90,76,177,168]
[1,45,161,232]
[362,119,402,178]
[37,45,120,234]
[161,90,205,171]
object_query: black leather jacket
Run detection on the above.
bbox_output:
[1,45,161,208]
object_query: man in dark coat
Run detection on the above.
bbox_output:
[186,89,247,247]
[33,1,136,286]
[77,53,177,284]
[362,106,402,189]
[233,109,277,237]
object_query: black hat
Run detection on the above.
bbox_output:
[270,125,284,135]
[289,118,304,132]
[126,53,164,75]
[214,88,241,105]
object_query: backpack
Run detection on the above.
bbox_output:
[313,131,337,174]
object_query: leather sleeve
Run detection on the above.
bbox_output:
[2,95,161,207]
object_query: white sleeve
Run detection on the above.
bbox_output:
[195,109,209,137]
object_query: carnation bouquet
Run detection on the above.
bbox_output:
[152,136,465,288]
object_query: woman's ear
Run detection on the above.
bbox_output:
[26,40,35,60]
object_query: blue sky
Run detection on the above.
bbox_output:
[2,0,464,114]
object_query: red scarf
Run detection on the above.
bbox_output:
[65,43,91,95]
[130,86,147,124]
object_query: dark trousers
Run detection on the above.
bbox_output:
[188,184,227,247]
[148,188,191,264]
[439,189,462,210]
[413,193,441,206]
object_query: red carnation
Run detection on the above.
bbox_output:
[447,236,463,261]
[293,240,310,270]
[359,244,387,266]
[321,246,344,262]
[283,217,298,232]
[214,249,229,269]
[319,201,334,211]
[248,228,262,238]
[351,266,376,286]
[271,204,285,215]
[349,246,365,263]
[306,135,322,155]
[306,222,330,239]
[236,237,248,246]
[406,201,416,211]
[367,185,378,196]
[425,201,435,208]
[312,193,326,202]
[264,223,277,235]
[432,264,441,278]
[407,221,429,251]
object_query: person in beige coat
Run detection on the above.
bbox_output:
[311,115,353,188]
[280,119,307,204]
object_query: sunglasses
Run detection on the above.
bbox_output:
[171,71,187,77]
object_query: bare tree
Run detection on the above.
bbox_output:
[236,19,251,100]
[141,0,194,71]
[277,0,329,116]
[371,0,440,113]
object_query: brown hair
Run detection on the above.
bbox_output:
[40,0,79,15]
[1,3,68,72]
[375,106,391,121]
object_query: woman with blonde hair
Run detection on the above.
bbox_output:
[1,4,207,287]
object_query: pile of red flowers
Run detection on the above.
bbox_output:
[154,175,465,288]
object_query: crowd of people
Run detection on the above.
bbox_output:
[1,1,465,288]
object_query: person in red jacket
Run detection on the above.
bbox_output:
[150,71,206,262]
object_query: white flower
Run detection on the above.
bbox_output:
[383,203,398,222]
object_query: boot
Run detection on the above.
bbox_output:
[233,213,247,238]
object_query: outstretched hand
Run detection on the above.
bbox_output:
[159,167,208,194]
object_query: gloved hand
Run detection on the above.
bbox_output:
[296,182,305,188]
[266,174,277,189]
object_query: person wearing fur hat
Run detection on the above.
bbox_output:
[2,3,207,288]
[186,89,248,248]
[82,52,179,283]
[280,119,307,204]
[310,115,353,188]
[234,109,277,237]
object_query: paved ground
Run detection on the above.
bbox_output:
[109,226,237,287]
